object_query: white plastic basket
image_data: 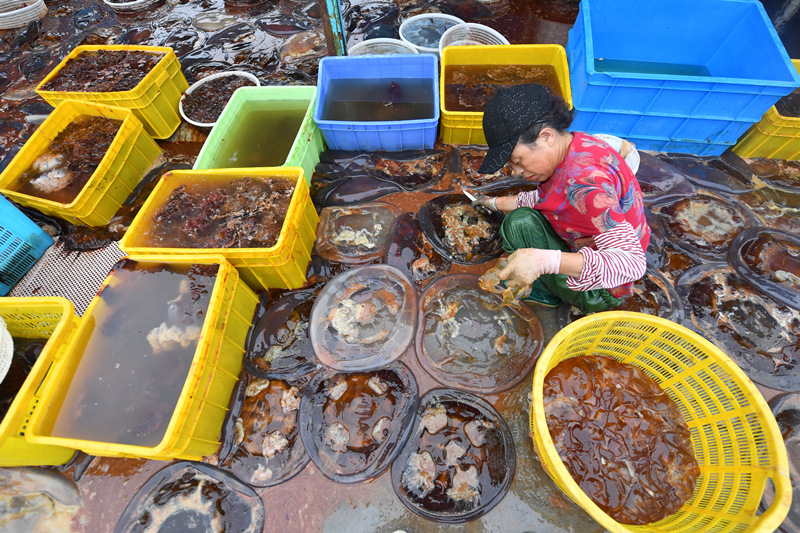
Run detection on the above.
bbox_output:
[0,0,46,30]
[179,71,260,128]
[0,316,11,386]
[102,0,162,14]
[439,22,509,54]
[348,38,419,56]
[399,13,464,57]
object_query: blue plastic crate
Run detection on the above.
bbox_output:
[567,0,800,121]
[570,105,755,145]
[572,122,735,156]
[0,195,54,296]
[626,136,735,157]
[313,54,440,151]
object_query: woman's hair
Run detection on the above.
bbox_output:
[516,88,574,146]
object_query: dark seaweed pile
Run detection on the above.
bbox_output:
[776,88,800,118]
[150,177,295,249]
[40,50,165,92]
[182,76,255,124]
[16,115,122,203]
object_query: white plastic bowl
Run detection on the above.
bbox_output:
[102,0,162,14]
[399,13,464,57]
[439,22,509,54]
[592,133,641,175]
[348,38,419,56]
[0,0,46,30]
[179,71,260,128]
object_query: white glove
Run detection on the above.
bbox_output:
[498,248,562,288]
[472,195,498,212]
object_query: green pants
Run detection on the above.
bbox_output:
[499,208,622,314]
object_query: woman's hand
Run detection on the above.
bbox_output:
[498,248,562,288]
[464,190,517,214]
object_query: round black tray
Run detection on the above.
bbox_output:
[418,194,504,266]
[298,361,418,483]
[244,289,320,380]
[114,461,264,533]
[391,388,516,524]
[729,227,800,312]
[218,373,311,488]
[676,263,800,392]
[416,273,543,394]
[759,392,800,533]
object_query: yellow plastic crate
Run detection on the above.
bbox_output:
[25,255,259,461]
[119,167,319,291]
[530,311,791,533]
[733,60,800,160]
[0,297,79,466]
[439,44,573,145]
[0,100,161,227]
[35,45,188,139]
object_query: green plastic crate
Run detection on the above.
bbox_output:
[193,86,325,184]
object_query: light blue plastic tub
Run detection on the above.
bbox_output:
[567,0,800,121]
[313,54,440,151]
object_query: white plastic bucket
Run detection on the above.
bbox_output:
[399,13,464,57]
[102,0,162,14]
[0,0,46,30]
[179,71,260,128]
[439,22,509,54]
[348,38,419,56]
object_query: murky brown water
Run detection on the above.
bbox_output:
[1,0,799,532]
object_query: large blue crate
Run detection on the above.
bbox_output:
[0,195,54,296]
[570,116,735,156]
[567,0,800,121]
[570,105,754,145]
[313,54,440,152]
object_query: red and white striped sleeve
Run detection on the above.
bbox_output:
[515,190,539,208]
[566,222,646,291]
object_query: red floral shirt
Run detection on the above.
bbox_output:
[516,132,651,296]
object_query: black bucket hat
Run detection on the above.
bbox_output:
[478,83,552,174]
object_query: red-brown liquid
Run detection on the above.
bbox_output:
[741,233,800,285]
[544,355,699,525]
[444,64,563,112]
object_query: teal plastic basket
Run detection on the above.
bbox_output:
[0,195,54,295]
